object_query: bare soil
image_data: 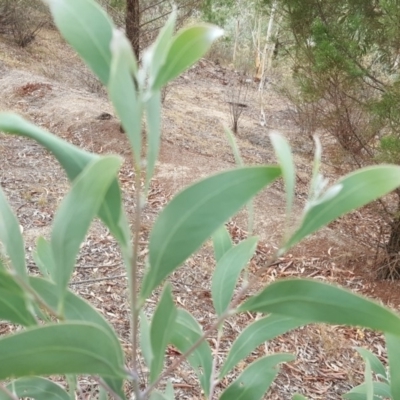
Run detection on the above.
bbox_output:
[1,29,399,399]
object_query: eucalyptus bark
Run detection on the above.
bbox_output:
[126,0,140,59]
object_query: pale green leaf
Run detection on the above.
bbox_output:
[109,29,141,165]
[212,224,232,262]
[343,382,391,399]
[98,386,108,400]
[50,156,122,296]
[45,0,114,85]
[153,24,224,90]
[0,113,130,249]
[212,237,258,315]
[142,166,281,298]
[165,381,174,399]
[0,322,126,380]
[220,354,295,400]
[150,284,177,383]
[270,132,295,223]
[145,91,162,192]
[220,314,307,378]
[356,347,387,381]
[292,395,309,400]
[0,377,69,400]
[285,166,400,251]
[0,186,26,280]
[0,269,36,326]
[140,311,152,368]
[386,333,400,399]
[144,10,176,85]
[240,279,400,335]
[365,360,374,400]
[224,126,243,166]
[33,237,54,279]
[170,309,213,396]
[29,277,125,398]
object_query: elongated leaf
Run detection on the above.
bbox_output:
[0,377,69,400]
[0,186,26,280]
[212,224,232,262]
[142,166,281,298]
[140,311,152,368]
[33,237,54,279]
[0,113,130,248]
[165,381,174,399]
[285,166,400,251]
[170,309,213,396]
[270,132,295,223]
[343,382,391,400]
[144,10,176,86]
[356,348,387,381]
[212,237,258,315]
[150,284,177,383]
[365,360,374,400]
[51,156,121,295]
[240,279,400,336]
[0,269,36,326]
[153,24,224,90]
[109,29,141,165]
[45,0,114,85]
[220,314,307,378]
[145,91,162,192]
[0,322,126,380]
[29,277,125,398]
[224,127,244,166]
[292,395,309,400]
[220,354,295,400]
[386,333,400,399]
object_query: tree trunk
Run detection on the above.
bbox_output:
[126,0,140,59]
[380,191,400,279]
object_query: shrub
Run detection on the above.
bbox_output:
[1,1,400,399]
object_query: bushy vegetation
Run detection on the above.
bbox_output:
[2,1,400,399]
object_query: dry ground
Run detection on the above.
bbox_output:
[1,27,400,399]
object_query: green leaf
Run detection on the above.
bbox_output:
[0,269,36,326]
[0,322,126,380]
[270,132,295,225]
[50,156,122,297]
[224,127,244,166]
[365,360,374,400]
[0,113,130,248]
[356,347,387,381]
[144,10,176,86]
[0,186,26,280]
[386,333,400,399]
[170,309,213,396]
[165,381,175,399]
[29,277,125,398]
[240,279,400,336]
[285,166,400,251]
[343,382,391,399]
[145,91,162,192]
[212,237,258,315]
[142,166,281,298]
[220,314,307,378]
[98,386,108,400]
[212,224,232,262]
[292,395,309,400]
[150,284,177,383]
[108,29,141,166]
[44,0,114,85]
[33,237,55,279]
[220,354,295,400]
[140,310,152,368]
[0,377,69,400]
[153,24,224,90]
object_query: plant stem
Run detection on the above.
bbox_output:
[208,328,223,400]
[130,166,143,399]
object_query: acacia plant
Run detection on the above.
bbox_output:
[2,0,400,399]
